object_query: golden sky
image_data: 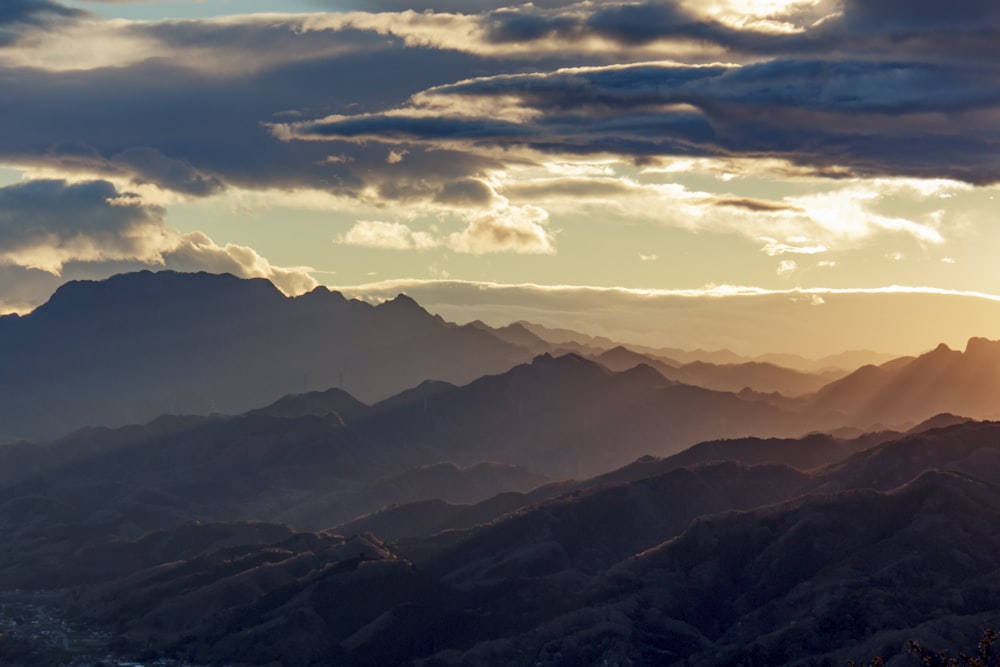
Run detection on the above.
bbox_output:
[1,0,999,355]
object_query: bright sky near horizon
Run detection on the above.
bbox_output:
[2,0,1000,355]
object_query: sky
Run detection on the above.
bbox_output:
[1,0,999,356]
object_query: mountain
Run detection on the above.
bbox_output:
[247,387,370,422]
[467,320,551,352]
[811,338,1000,426]
[518,320,896,373]
[595,345,844,396]
[0,351,822,546]
[475,470,1000,667]
[343,431,888,543]
[758,348,900,373]
[352,352,825,478]
[277,461,549,530]
[46,420,1000,666]
[0,271,534,441]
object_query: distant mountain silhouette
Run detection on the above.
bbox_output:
[810,338,1000,426]
[467,320,551,352]
[0,271,533,440]
[248,387,370,422]
[759,348,900,373]
[595,345,844,395]
[0,351,823,540]
[352,352,824,478]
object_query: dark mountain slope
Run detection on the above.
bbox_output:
[248,388,370,422]
[435,470,1000,666]
[278,461,549,530]
[353,353,821,478]
[341,431,883,543]
[27,420,1000,666]
[420,461,811,582]
[818,419,1000,492]
[0,271,533,441]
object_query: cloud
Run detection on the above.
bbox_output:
[760,237,827,256]
[285,56,1000,184]
[0,0,82,46]
[0,179,168,273]
[0,178,316,295]
[839,0,1000,33]
[2,2,997,214]
[777,259,798,277]
[0,0,994,288]
[448,204,554,254]
[717,198,802,213]
[110,147,224,197]
[338,220,437,250]
[0,17,512,203]
[337,204,555,255]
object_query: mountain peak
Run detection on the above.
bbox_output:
[373,293,443,328]
[31,270,283,322]
[379,293,421,310]
[965,336,1000,357]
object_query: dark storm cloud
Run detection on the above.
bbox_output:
[482,1,734,48]
[0,179,162,253]
[3,0,1000,197]
[0,179,171,274]
[716,198,802,213]
[0,29,523,201]
[0,178,316,295]
[111,147,224,196]
[0,0,79,23]
[840,0,1000,32]
[434,178,497,206]
[319,0,587,11]
[0,0,82,45]
[292,58,1000,183]
[473,0,1000,63]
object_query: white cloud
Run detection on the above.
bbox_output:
[0,178,316,299]
[337,204,555,255]
[386,148,408,164]
[447,205,554,255]
[760,236,827,256]
[338,220,437,251]
[777,259,798,277]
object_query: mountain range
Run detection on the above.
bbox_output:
[5,271,998,446]
[3,270,1000,666]
[0,271,531,441]
[34,420,1000,667]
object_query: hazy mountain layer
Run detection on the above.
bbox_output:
[0,271,532,441]
[43,420,1000,666]
[811,338,1000,426]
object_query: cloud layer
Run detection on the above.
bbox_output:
[0,0,996,330]
[0,178,316,310]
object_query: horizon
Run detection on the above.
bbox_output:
[7,268,1000,360]
[1,0,999,357]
